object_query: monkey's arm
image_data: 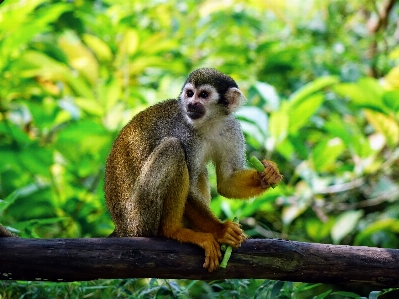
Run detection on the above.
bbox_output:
[217,162,282,199]
[214,131,282,199]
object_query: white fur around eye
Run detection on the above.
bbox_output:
[198,85,219,102]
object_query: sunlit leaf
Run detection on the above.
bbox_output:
[312,138,344,172]
[118,28,139,56]
[237,107,268,128]
[331,210,364,244]
[82,33,113,62]
[382,90,399,113]
[268,102,289,149]
[305,218,333,242]
[254,81,280,110]
[289,76,338,106]
[74,97,104,116]
[282,194,311,226]
[0,1,71,70]
[384,65,399,90]
[59,31,99,85]
[365,109,399,148]
[15,50,69,79]
[354,218,399,245]
[288,93,324,133]
[333,78,385,112]
[98,77,122,111]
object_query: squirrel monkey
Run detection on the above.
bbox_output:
[104,68,283,272]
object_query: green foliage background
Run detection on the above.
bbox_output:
[1,0,399,298]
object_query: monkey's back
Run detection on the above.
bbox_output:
[104,99,190,212]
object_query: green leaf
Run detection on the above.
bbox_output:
[282,195,311,226]
[254,81,280,110]
[333,78,385,112]
[56,120,110,161]
[270,281,284,298]
[289,76,339,106]
[365,109,399,148]
[236,106,268,134]
[98,77,122,111]
[82,33,113,62]
[312,138,344,172]
[268,102,289,149]
[237,106,268,145]
[0,1,71,70]
[288,93,324,133]
[324,115,373,158]
[0,191,19,213]
[331,210,364,244]
[118,28,139,56]
[314,289,332,299]
[382,90,399,112]
[331,291,361,298]
[305,218,334,242]
[354,218,399,245]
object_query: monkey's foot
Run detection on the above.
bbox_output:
[260,160,283,188]
[199,234,222,272]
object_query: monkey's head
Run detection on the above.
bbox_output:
[179,68,247,126]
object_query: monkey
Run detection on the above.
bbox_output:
[0,224,16,237]
[104,68,283,272]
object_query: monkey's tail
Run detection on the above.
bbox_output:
[0,225,17,237]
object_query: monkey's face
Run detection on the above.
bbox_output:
[179,68,247,127]
[179,81,246,127]
[180,83,219,121]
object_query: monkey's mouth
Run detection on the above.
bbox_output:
[187,103,205,120]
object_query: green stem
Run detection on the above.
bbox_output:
[249,156,265,172]
[220,217,239,269]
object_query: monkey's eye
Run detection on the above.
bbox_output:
[186,90,194,97]
[199,91,208,98]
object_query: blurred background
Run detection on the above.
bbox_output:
[0,0,399,298]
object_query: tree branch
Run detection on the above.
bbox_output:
[1,238,399,287]
[366,0,397,77]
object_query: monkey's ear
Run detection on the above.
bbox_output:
[225,87,247,112]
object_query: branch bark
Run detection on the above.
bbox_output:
[1,237,399,287]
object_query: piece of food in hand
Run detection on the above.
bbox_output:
[249,156,283,188]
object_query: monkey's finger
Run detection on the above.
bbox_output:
[269,173,283,185]
[264,166,279,179]
[207,252,220,272]
[223,225,244,241]
[221,236,240,247]
[229,222,243,235]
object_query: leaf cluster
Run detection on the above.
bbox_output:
[0,0,399,298]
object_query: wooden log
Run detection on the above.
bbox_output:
[0,237,398,287]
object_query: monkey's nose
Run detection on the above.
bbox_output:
[187,102,205,119]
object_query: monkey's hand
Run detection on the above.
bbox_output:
[215,221,246,248]
[259,160,283,189]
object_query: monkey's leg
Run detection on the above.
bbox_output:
[184,197,245,247]
[184,171,246,248]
